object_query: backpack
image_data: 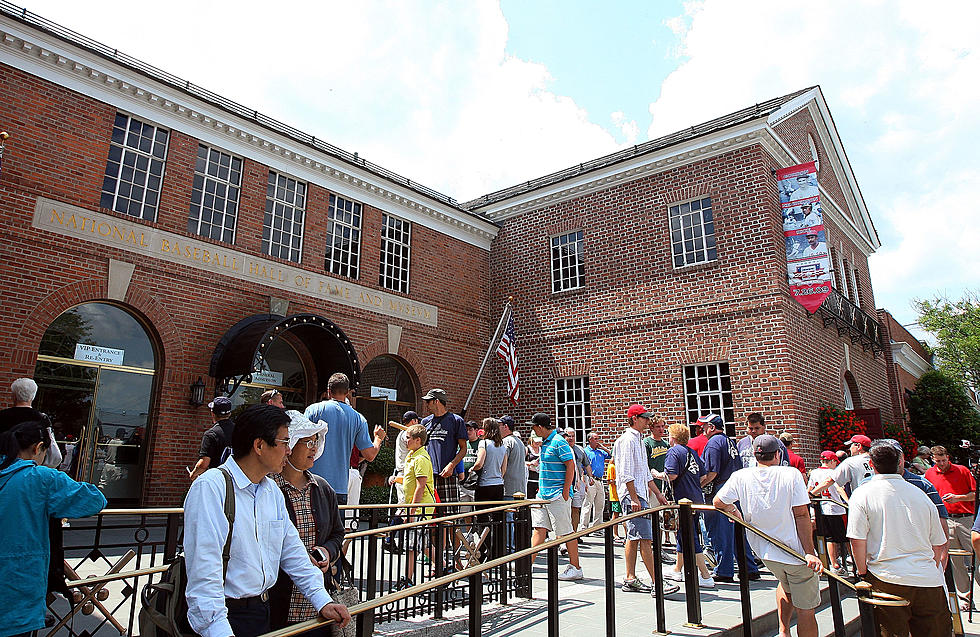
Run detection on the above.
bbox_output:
[139,468,236,637]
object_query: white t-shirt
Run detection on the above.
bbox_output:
[394,430,410,472]
[715,465,810,564]
[847,474,946,587]
[832,453,873,493]
[807,467,846,516]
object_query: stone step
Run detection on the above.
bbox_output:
[715,580,860,637]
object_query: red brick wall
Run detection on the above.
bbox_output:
[487,143,891,467]
[0,62,490,505]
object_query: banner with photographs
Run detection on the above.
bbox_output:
[778,161,830,313]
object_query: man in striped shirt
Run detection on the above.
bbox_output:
[528,412,583,581]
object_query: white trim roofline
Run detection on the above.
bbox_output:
[891,341,933,379]
[0,15,498,249]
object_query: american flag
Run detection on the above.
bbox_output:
[495,314,519,404]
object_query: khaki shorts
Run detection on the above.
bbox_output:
[764,560,822,610]
[531,495,574,536]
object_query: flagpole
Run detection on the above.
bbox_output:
[460,298,512,418]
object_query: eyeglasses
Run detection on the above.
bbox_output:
[298,436,319,449]
[274,438,292,448]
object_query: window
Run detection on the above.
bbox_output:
[263,172,306,263]
[188,145,242,243]
[325,194,362,278]
[669,197,717,268]
[555,377,592,442]
[683,363,735,434]
[830,246,846,295]
[550,230,585,292]
[849,266,862,308]
[379,214,411,293]
[100,113,169,221]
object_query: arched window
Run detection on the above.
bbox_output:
[357,355,419,428]
[33,303,158,504]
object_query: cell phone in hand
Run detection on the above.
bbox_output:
[311,547,328,562]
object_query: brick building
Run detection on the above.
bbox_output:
[470,87,892,462]
[1,7,895,504]
[877,309,933,426]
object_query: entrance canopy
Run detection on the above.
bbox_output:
[209,313,360,395]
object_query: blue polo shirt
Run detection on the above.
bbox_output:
[903,469,949,519]
[306,399,372,495]
[664,444,706,504]
[585,447,610,479]
[702,433,742,489]
[539,429,575,500]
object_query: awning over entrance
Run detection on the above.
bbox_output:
[209,313,360,395]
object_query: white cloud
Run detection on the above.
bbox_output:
[646,0,980,329]
[23,0,623,200]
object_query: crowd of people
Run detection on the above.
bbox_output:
[3,370,980,637]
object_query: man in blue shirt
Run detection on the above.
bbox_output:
[528,412,583,580]
[419,388,467,508]
[184,404,351,637]
[306,373,386,504]
[699,414,759,582]
[581,432,610,533]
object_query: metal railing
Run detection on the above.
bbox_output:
[819,287,886,354]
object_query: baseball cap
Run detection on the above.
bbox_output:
[402,411,419,423]
[917,445,931,455]
[870,438,902,453]
[848,434,872,447]
[499,415,515,428]
[820,450,838,461]
[526,412,551,428]
[208,396,232,414]
[697,413,724,429]
[422,388,447,402]
[627,404,652,419]
[753,434,780,454]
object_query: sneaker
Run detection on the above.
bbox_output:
[713,575,735,583]
[739,571,761,582]
[832,567,849,577]
[614,537,626,546]
[621,578,652,593]
[656,581,681,596]
[389,576,414,592]
[698,574,715,588]
[664,570,684,582]
[660,550,676,564]
[382,541,402,555]
[559,546,568,556]
[558,565,584,581]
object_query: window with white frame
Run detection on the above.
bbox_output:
[668,197,717,268]
[849,266,862,308]
[555,377,592,443]
[325,194,362,278]
[262,172,306,263]
[550,230,585,292]
[379,214,411,293]
[683,362,735,435]
[830,246,846,294]
[100,113,169,221]
[188,144,242,243]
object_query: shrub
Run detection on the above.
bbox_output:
[907,370,980,450]
[365,445,395,478]
[882,422,918,461]
[818,405,866,452]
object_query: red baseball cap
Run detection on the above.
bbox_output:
[848,434,872,447]
[627,404,652,419]
[820,451,837,461]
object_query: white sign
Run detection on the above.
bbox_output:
[34,198,439,326]
[251,370,284,386]
[74,343,124,365]
[371,386,397,401]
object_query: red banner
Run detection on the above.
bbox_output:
[779,161,830,313]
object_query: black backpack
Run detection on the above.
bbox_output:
[139,468,235,637]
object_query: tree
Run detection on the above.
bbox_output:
[906,370,980,450]
[914,292,980,392]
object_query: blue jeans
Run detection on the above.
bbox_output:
[703,509,758,577]
[503,495,515,550]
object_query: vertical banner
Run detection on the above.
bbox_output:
[779,161,831,313]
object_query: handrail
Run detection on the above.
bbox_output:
[63,564,170,588]
[94,500,541,516]
[343,500,542,539]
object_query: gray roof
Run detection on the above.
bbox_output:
[464,86,816,210]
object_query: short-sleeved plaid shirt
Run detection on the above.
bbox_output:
[273,473,318,623]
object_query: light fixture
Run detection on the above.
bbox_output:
[189,377,207,406]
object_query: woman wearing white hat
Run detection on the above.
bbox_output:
[269,411,350,636]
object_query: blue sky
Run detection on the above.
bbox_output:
[13,1,980,338]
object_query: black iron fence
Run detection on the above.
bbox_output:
[818,287,886,354]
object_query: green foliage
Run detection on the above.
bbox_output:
[818,405,866,452]
[915,293,980,392]
[365,445,395,478]
[907,370,980,449]
[356,485,392,523]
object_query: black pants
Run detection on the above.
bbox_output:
[228,599,271,637]
[475,484,505,526]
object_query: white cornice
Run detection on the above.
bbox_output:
[0,18,497,249]
[471,119,779,221]
[891,341,932,378]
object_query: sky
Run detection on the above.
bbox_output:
[12,0,980,338]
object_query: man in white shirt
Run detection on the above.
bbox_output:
[184,404,350,637]
[714,435,823,637]
[798,202,821,228]
[847,441,951,636]
[800,232,827,258]
[613,405,677,597]
[810,434,873,497]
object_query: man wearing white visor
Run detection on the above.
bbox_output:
[269,411,351,635]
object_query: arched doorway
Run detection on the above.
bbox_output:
[357,355,418,428]
[227,336,310,417]
[32,302,159,504]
